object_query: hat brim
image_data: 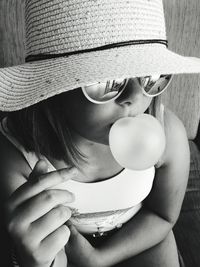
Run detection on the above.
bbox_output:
[1,44,200,111]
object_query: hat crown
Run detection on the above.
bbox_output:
[25,0,166,57]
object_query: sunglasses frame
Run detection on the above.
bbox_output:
[82,75,173,104]
[141,74,173,98]
[82,79,129,104]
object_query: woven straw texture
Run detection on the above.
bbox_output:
[25,0,166,55]
[0,0,200,111]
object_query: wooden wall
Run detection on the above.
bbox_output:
[0,0,25,67]
[162,0,200,139]
[0,0,200,139]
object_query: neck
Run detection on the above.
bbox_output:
[49,132,123,182]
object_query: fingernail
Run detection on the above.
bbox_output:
[71,208,80,216]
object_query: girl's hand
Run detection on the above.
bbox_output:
[4,160,77,267]
[65,223,102,267]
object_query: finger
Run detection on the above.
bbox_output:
[7,166,78,212]
[28,205,72,242]
[13,189,74,224]
[66,221,79,237]
[29,160,49,181]
[40,225,70,261]
[65,222,83,250]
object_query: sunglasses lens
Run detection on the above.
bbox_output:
[83,79,127,103]
[139,75,172,96]
[83,74,172,103]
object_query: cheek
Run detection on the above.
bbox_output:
[72,103,121,144]
[61,90,116,143]
[77,104,117,133]
[83,105,118,125]
[63,89,153,144]
[126,96,153,116]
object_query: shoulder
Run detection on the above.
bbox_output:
[161,107,190,167]
[146,108,190,224]
[0,132,31,202]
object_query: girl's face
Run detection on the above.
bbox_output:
[63,78,152,145]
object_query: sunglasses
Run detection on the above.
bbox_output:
[82,74,173,104]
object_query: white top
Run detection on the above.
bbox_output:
[0,117,155,234]
[51,164,155,213]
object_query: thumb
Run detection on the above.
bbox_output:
[66,221,80,239]
[29,159,49,181]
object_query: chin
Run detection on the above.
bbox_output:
[102,139,109,146]
[94,136,109,146]
[92,133,109,146]
[85,126,111,146]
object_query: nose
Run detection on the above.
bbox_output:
[115,78,143,106]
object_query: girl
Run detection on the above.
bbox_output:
[0,0,200,266]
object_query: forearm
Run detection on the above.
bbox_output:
[98,208,173,267]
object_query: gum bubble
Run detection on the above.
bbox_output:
[109,114,166,170]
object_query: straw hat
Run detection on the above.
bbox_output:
[0,0,200,111]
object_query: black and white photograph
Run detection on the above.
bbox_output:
[0,1,200,266]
